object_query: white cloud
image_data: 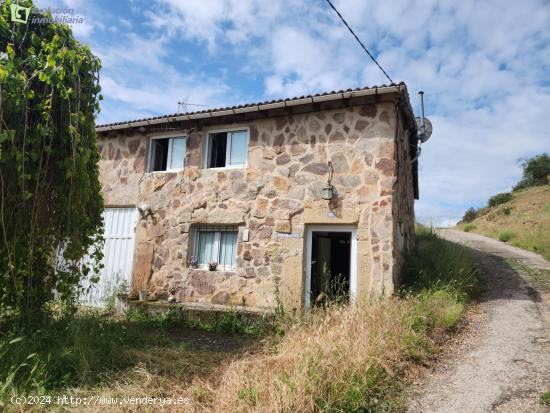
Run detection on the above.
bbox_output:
[85,0,550,225]
[94,33,230,123]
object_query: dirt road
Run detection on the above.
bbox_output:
[408,229,550,413]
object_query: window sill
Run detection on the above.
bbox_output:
[204,165,247,171]
[190,267,236,273]
[145,169,183,174]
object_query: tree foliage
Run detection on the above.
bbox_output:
[514,153,550,191]
[461,207,478,223]
[0,0,103,325]
[487,192,512,207]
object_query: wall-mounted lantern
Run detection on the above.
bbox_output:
[321,161,338,201]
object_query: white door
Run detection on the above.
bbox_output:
[80,207,138,307]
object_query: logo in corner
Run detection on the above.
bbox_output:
[10,4,31,23]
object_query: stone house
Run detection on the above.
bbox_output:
[92,83,418,312]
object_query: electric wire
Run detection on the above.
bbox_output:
[324,0,395,86]
[324,0,421,175]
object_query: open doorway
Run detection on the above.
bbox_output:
[305,225,357,308]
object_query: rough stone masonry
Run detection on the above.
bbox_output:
[96,85,418,313]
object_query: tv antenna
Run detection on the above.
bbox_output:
[416,91,433,143]
[177,98,209,114]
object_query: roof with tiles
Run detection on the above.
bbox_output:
[95,82,413,132]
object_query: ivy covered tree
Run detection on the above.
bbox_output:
[0,0,103,325]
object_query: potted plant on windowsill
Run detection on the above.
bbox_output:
[208,261,218,271]
[188,256,197,269]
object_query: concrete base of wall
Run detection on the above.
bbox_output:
[116,294,273,324]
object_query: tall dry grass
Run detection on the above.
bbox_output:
[2,227,479,413]
[186,227,479,412]
[191,298,437,413]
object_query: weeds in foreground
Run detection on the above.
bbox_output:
[0,312,159,404]
[1,226,480,412]
[185,226,481,412]
[401,225,481,302]
[124,306,270,336]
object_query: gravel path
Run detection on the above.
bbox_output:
[407,229,550,413]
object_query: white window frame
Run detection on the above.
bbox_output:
[204,127,249,170]
[192,225,239,271]
[148,135,187,172]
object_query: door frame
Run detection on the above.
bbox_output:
[304,225,357,308]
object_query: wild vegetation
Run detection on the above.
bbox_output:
[463,223,476,232]
[0,0,103,327]
[0,227,480,412]
[459,153,550,259]
[459,186,550,259]
[188,226,480,412]
[487,192,512,207]
[513,153,550,191]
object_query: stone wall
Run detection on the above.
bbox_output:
[97,101,415,311]
[391,108,417,288]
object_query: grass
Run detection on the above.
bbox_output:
[459,185,550,259]
[462,223,477,232]
[185,225,481,412]
[0,226,480,412]
[506,259,550,292]
[498,230,515,242]
[541,391,550,406]
[124,305,269,336]
[0,308,263,411]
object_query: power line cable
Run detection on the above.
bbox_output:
[324,1,422,168]
[324,0,396,87]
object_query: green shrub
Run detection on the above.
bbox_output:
[541,391,550,406]
[463,223,477,232]
[412,290,465,330]
[462,207,479,223]
[498,230,515,242]
[414,223,438,239]
[488,192,513,207]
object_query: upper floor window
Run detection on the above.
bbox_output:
[148,137,186,172]
[207,129,248,168]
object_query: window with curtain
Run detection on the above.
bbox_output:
[194,226,238,270]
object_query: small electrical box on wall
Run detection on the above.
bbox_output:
[242,228,250,242]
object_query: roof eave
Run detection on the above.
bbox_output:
[95,85,413,133]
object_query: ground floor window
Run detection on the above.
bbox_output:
[193,225,238,270]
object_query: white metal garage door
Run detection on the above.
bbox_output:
[79,207,138,307]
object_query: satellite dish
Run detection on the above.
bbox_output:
[415,117,433,143]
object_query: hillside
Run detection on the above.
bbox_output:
[458,185,550,260]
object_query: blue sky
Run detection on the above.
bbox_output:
[36,0,550,225]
